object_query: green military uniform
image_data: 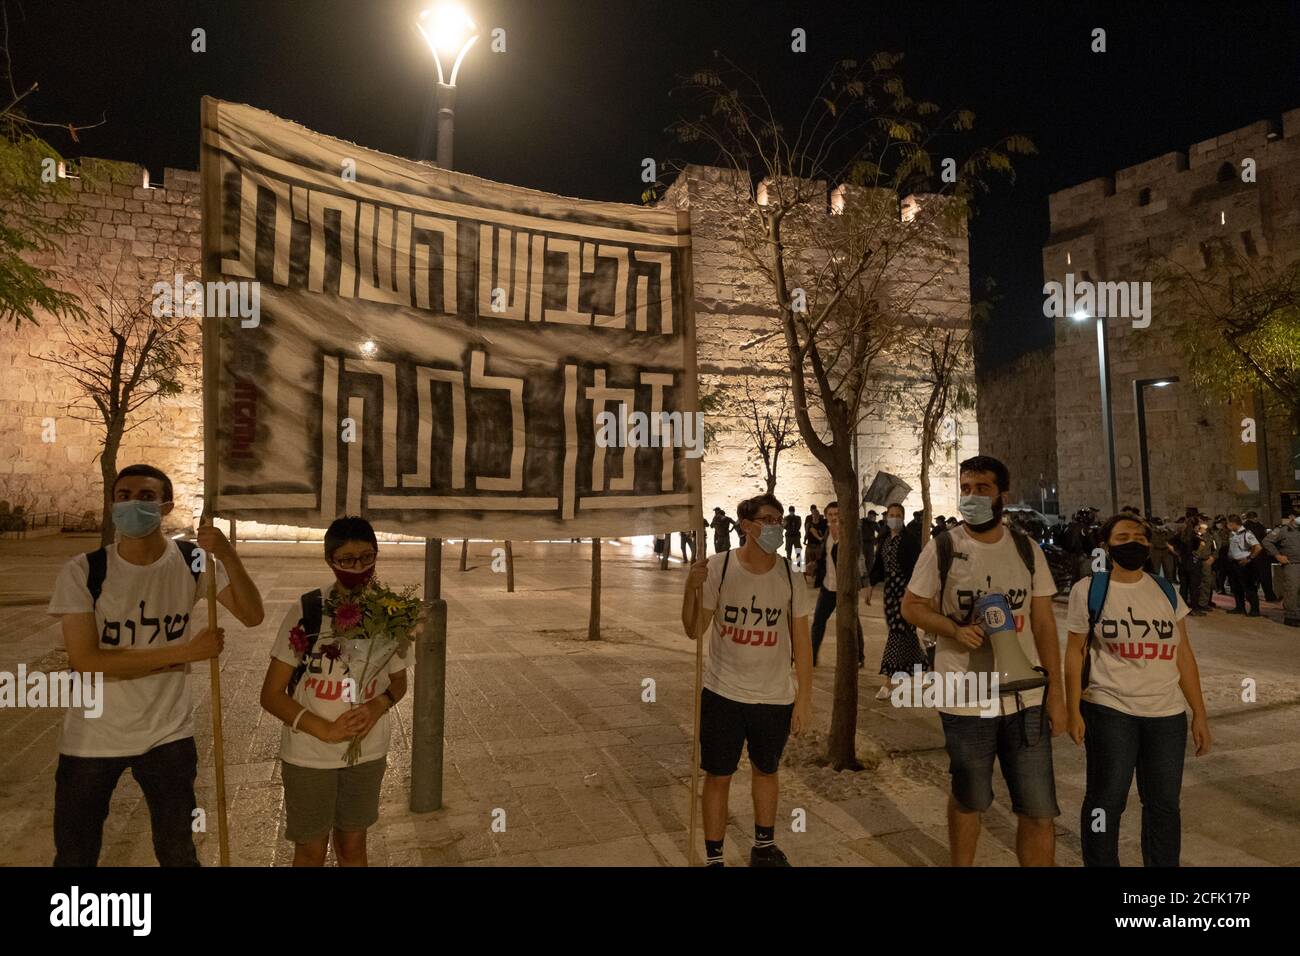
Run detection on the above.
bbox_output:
[1263,520,1300,626]
[1193,535,1216,611]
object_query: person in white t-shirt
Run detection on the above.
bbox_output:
[1064,513,1211,867]
[902,455,1065,867]
[260,516,409,866]
[46,464,265,866]
[682,493,814,866]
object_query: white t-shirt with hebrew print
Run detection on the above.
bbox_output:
[1066,574,1189,718]
[701,550,815,705]
[271,584,409,769]
[47,541,229,757]
[906,524,1057,717]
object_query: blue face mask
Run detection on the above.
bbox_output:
[757,523,785,554]
[112,500,163,538]
[958,495,996,526]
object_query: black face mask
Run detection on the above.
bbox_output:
[1110,541,1149,571]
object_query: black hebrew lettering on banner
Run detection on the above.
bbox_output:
[200,98,698,538]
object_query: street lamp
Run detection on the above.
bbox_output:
[1134,377,1179,517]
[416,3,479,170]
[1073,310,1118,516]
[411,4,478,818]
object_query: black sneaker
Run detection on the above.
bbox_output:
[1227,609,1246,615]
[750,844,791,867]
[705,858,724,868]
[1247,610,1261,617]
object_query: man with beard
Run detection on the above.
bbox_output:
[901,455,1065,867]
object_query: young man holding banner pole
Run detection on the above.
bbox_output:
[682,493,814,866]
[47,464,263,866]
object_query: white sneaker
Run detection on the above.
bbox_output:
[875,685,892,701]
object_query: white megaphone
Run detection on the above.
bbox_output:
[974,593,1047,694]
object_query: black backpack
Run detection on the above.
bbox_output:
[286,589,325,697]
[85,539,203,607]
[934,524,1037,624]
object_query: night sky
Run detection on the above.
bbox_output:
[10,0,1300,367]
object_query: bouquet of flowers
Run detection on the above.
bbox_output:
[320,579,426,765]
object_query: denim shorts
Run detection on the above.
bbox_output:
[940,706,1059,818]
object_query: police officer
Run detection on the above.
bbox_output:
[1263,513,1300,627]
[1245,511,1277,602]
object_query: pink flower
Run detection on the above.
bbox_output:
[288,625,308,655]
[332,602,362,631]
[322,643,342,661]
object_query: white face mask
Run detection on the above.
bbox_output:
[756,523,784,553]
[958,495,995,526]
[886,517,903,530]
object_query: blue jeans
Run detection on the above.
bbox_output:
[1080,701,1187,867]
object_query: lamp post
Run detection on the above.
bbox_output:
[1134,377,1179,518]
[417,2,479,170]
[410,1,477,815]
[1074,310,1118,516]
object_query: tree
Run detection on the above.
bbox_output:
[1151,239,1300,432]
[0,15,102,327]
[33,258,197,543]
[671,54,1030,768]
[911,312,978,546]
[739,375,799,494]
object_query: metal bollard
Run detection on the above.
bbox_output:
[410,598,447,812]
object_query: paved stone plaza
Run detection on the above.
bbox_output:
[1,533,1298,867]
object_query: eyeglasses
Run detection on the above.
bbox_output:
[751,516,783,526]
[332,552,377,570]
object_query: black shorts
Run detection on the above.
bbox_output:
[699,688,793,776]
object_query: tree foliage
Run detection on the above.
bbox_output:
[1151,239,1300,429]
[0,13,104,327]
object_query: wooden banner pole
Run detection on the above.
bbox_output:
[678,210,707,867]
[202,515,230,867]
[198,97,230,867]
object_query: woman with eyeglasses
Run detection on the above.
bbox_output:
[259,516,408,866]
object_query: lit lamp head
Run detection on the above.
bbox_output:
[1071,310,1089,322]
[417,2,479,86]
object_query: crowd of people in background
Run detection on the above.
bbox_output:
[1054,505,1300,627]
[675,495,1298,632]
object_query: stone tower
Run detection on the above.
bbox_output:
[662,165,979,521]
[1045,110,1300,522]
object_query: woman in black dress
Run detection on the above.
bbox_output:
[868,502,925,700]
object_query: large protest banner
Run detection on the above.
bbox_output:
[199,98,699,538]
